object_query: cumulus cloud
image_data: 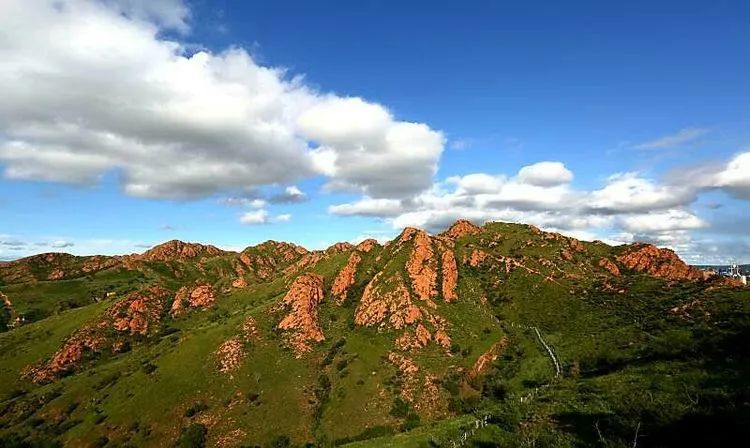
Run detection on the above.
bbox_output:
[329,198,404,217]
[587,173,696,214]
[633,127,710,150]
[269,185,307,204]
[0,0,443,200]
[50,240,75,248]
[239,209,291,225]
[517,161,573,187]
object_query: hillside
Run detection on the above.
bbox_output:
[1,220,748,448]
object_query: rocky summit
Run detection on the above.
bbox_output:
[0,220,749,447]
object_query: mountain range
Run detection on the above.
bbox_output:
[1,220,748,448]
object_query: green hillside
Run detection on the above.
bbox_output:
[1,221,748,448]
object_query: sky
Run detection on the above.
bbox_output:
[1,0,749,263]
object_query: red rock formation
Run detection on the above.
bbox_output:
[277,274,325,357]
[441,250,458,302]
[232,277,247,288]
[27,286,170,383]
[356,238,379,253]
[598,258,621,276]
[170,284,216,316]
[325,242,354,254]
[355,273,422,329]
[110,286,171,335]
[467,249,489,267]
[331,252,361,304]
[469,336,508,379]
[47,268,65,280]
[406,230,438,302]
[216,337,245,374]
[138,240,224,262]
[441,219,481,239]
[617,243,709,281]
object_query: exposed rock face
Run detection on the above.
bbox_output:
[355,273,422,330]
[215,317,259,375]
[599,258,621,276]
[355,238,379,253]
[441,250,458,302]
[47,268,65,280]
[139,240,224,262]
[276,274,325,357]
[325,242,354,254]
[216,338,245,374]
[467,249,489,267]
[405,230,438,302]
[232,277,247,288]
[111,286,171,335]
[469,336,508,379]
[170,284,215,316]
[27,286,170,383]
[25,325,109,383]
[331,252,361,304]
[617,243,708,281]
[441,219,481,239]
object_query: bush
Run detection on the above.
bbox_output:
[401,413,421,431]
[184,401,209,418]
[177,423,207,448]
[390,397,410,418]
[266,435,290,448]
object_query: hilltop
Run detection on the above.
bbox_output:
[0,220,748,447]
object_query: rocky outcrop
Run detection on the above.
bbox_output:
[138,240,224,262]
[276,274,325,357]
[356,238,379,253]
[27,286,170,383]
[441,219,481,239]
[232,277,247,288]
[170,284,215,316]
[617,243,709,281]
[405,230,438,302]
[325,242,354,255]
[215,317,260,375]
[111,286,171,335]
[469,336,508,379]
[331,252,361,304]
[599,258,621,276]
[467,249,489,267]
[441,250,458,302]
[355,273,422,329]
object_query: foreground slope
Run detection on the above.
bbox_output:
[0,221,748,447]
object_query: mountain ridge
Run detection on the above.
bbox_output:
[1,219,748,447]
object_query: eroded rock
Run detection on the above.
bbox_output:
[276,274,325,357]
[331,252,361,304]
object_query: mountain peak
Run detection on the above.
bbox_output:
[441,219,482,239]
[139,240,224,261]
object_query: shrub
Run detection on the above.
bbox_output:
[177,423,207,448]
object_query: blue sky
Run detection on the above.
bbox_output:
[1,0,749,263]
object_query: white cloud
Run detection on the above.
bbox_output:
[711,152,750,199]
[329,198,404,217]
[270,185,307,204]
[0,0,444,200]
[517,161,573,187]
[618,209,707,233]
[50,240,75,248]
[633,127,710,150]
[588,173,696,214]
[239,209,291,225]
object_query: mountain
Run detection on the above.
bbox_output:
[0,220,748,448]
